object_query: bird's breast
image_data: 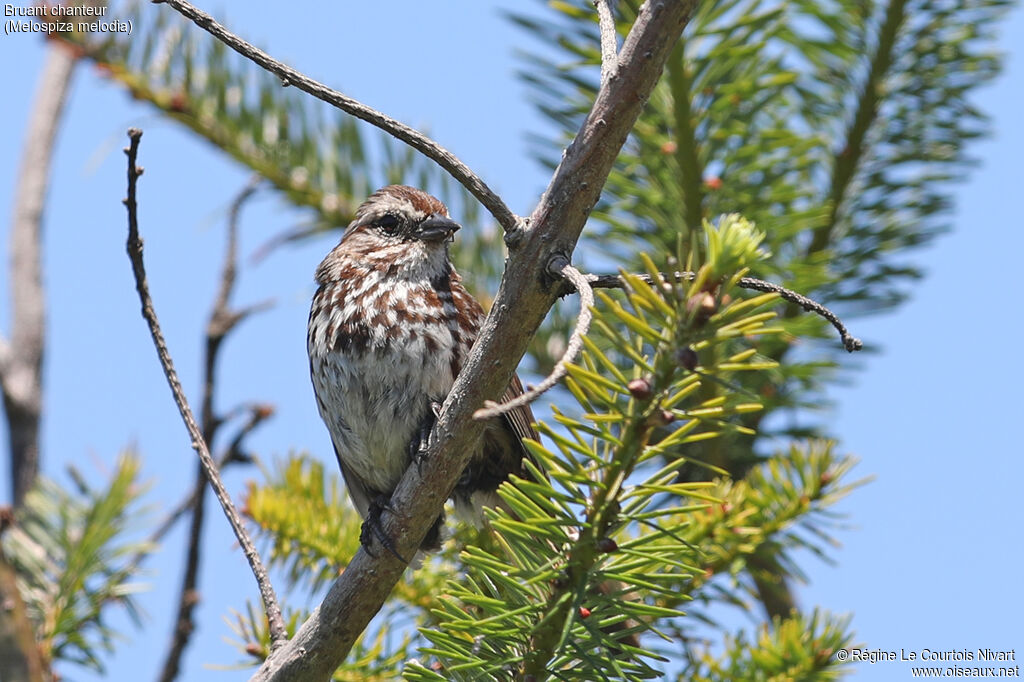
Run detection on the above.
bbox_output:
[307,275,471,494]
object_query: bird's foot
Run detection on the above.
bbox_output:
[360,495,407,563]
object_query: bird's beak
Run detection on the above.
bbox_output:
[415,214,461,243]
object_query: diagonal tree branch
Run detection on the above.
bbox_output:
[2,43,78,507]
[251,2,698,679]
[150,0,522,240]
[121,129,287,650]
[119,403,273,587]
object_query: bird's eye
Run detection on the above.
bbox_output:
[376,215,400,233]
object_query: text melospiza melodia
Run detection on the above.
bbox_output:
[307,185,537,555]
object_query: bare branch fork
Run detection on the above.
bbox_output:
[148,0,523,241]
[121,129,287,648]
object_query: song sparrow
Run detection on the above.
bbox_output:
[307,185,537,555]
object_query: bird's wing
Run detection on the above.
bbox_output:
[333,443,373,520]
[500,373,545,481]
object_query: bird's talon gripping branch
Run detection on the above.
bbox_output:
[361,496,407,563]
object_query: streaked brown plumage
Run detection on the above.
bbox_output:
[307,185,537,552]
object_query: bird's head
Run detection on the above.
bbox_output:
[344,185,459,248]
[319,185,462,283]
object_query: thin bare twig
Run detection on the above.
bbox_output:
[474,257,594,419]
[146,432,258,547]
[579,271,863,352]
[125,175,272,677]
[594,0,620,84]
[150,0,522,241]
[121,129,287,648]
[480,265,861,417]
[221,403,274,465]
[207,177,263,338]
[249,221,319,265]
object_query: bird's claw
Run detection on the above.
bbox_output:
[360,495,407,563]
[410,401,443,475]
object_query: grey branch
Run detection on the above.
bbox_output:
[121,129,287,648]
[595,0,620,84]
[2,44,77,507]
[150,0,522,240]
[207,176,264,342]
[253,2,698,679]
[476,263,861,419]
[579,272,863,352]
[474,257,594,419]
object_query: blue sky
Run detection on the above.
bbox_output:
[1,1,1021,680]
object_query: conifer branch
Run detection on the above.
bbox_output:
[487,264,862,417]
[809,0,908,256]
[665,45,706,236]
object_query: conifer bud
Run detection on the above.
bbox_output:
[677,346,698,371]
[627,377,653,400]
